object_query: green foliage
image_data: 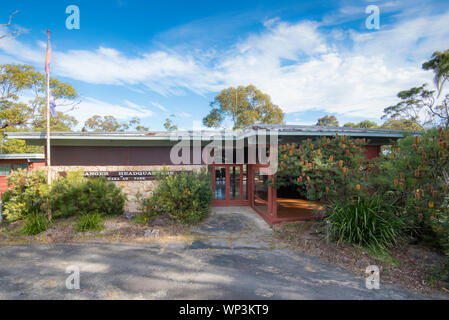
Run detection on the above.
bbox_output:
[382,85,435,125]
[2,168,48,221]
[273,127,449,258]
[163,115,178,131]
[139,170,213,224]
[434,194,449,255]
[75,212,104,232]
[367,128,448,245]
[0,64,78,133]
[270,135,366,201]
[22,212,49,235]
[422,49,449,95]
[382,49,449,128]
[203,85,284,129]
[82,115,148,132]
[316,115,339,127]
[0,131,43,154]
[49,171,126,218]
[327,194,404,250]
[2,169,126,221]
[344,120,379,128]
[381,119,423,131]
[429,257,449,285]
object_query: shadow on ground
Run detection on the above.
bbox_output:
[0,207,444,300]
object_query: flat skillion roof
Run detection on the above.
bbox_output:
[0,153,45,160]
[5,125,412,147]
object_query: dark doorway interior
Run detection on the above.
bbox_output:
[276,184,323,219]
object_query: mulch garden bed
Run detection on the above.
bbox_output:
[272,220,449,296]
[0,215,191,244]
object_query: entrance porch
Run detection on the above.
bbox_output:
[211,164,325,226]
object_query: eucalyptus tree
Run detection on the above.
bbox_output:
[203,85,284,130]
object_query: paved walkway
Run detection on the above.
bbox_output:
[0,207,440,299]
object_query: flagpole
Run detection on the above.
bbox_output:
[45,30,52,220]
[46,30,51,186]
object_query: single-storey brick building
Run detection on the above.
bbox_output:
[6,125,405,225]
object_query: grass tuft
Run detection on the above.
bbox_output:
[22,213,49,236]
[75,213,104,233]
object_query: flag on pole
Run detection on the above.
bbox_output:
[50,100,57,118]
[45,30,53,219]
[45,31,51,75]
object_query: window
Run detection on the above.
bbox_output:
[0,164,11,176]
[12,163,28,171]
[253,169,268,215]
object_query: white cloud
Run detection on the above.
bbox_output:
[179,112,192,117]
[1,6,449,122]
[212,11,448,118]
[67,97,153,129]
[150,101,168,112]
[287,120,316,126]
[123,99,153,114]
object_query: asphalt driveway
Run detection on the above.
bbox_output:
[0,207,439,299]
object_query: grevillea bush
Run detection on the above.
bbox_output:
[2,169,126,221]
[269,135,366,201]
[367,128,449,250]
[49,171,126,218]
[2,168,49,221]
[139,169,213,224]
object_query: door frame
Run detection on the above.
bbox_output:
[211,164,249,206]
[249,164,276,225]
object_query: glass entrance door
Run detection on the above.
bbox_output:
[229,166,240,200]
[212,165,248,205]
[214,166,226,201]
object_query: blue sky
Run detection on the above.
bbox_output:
[0,0,448,130]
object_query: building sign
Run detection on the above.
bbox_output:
[83,170,187,181]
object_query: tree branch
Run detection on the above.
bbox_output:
[0,10,21,41]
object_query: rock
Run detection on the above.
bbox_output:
[124,212,136,219]
[144,229,160,238]
[254,288,274,298]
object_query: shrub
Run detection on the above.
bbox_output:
[2,169,126,221]
[270,135,366,202]
[22,212,49,235]
[2,169,49,221]
[75,212,104,232]
[49,171,126,218]
[367,128,449,247]
[140,169,213,224]
[362,127,449,281]
[327,194,405,250]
